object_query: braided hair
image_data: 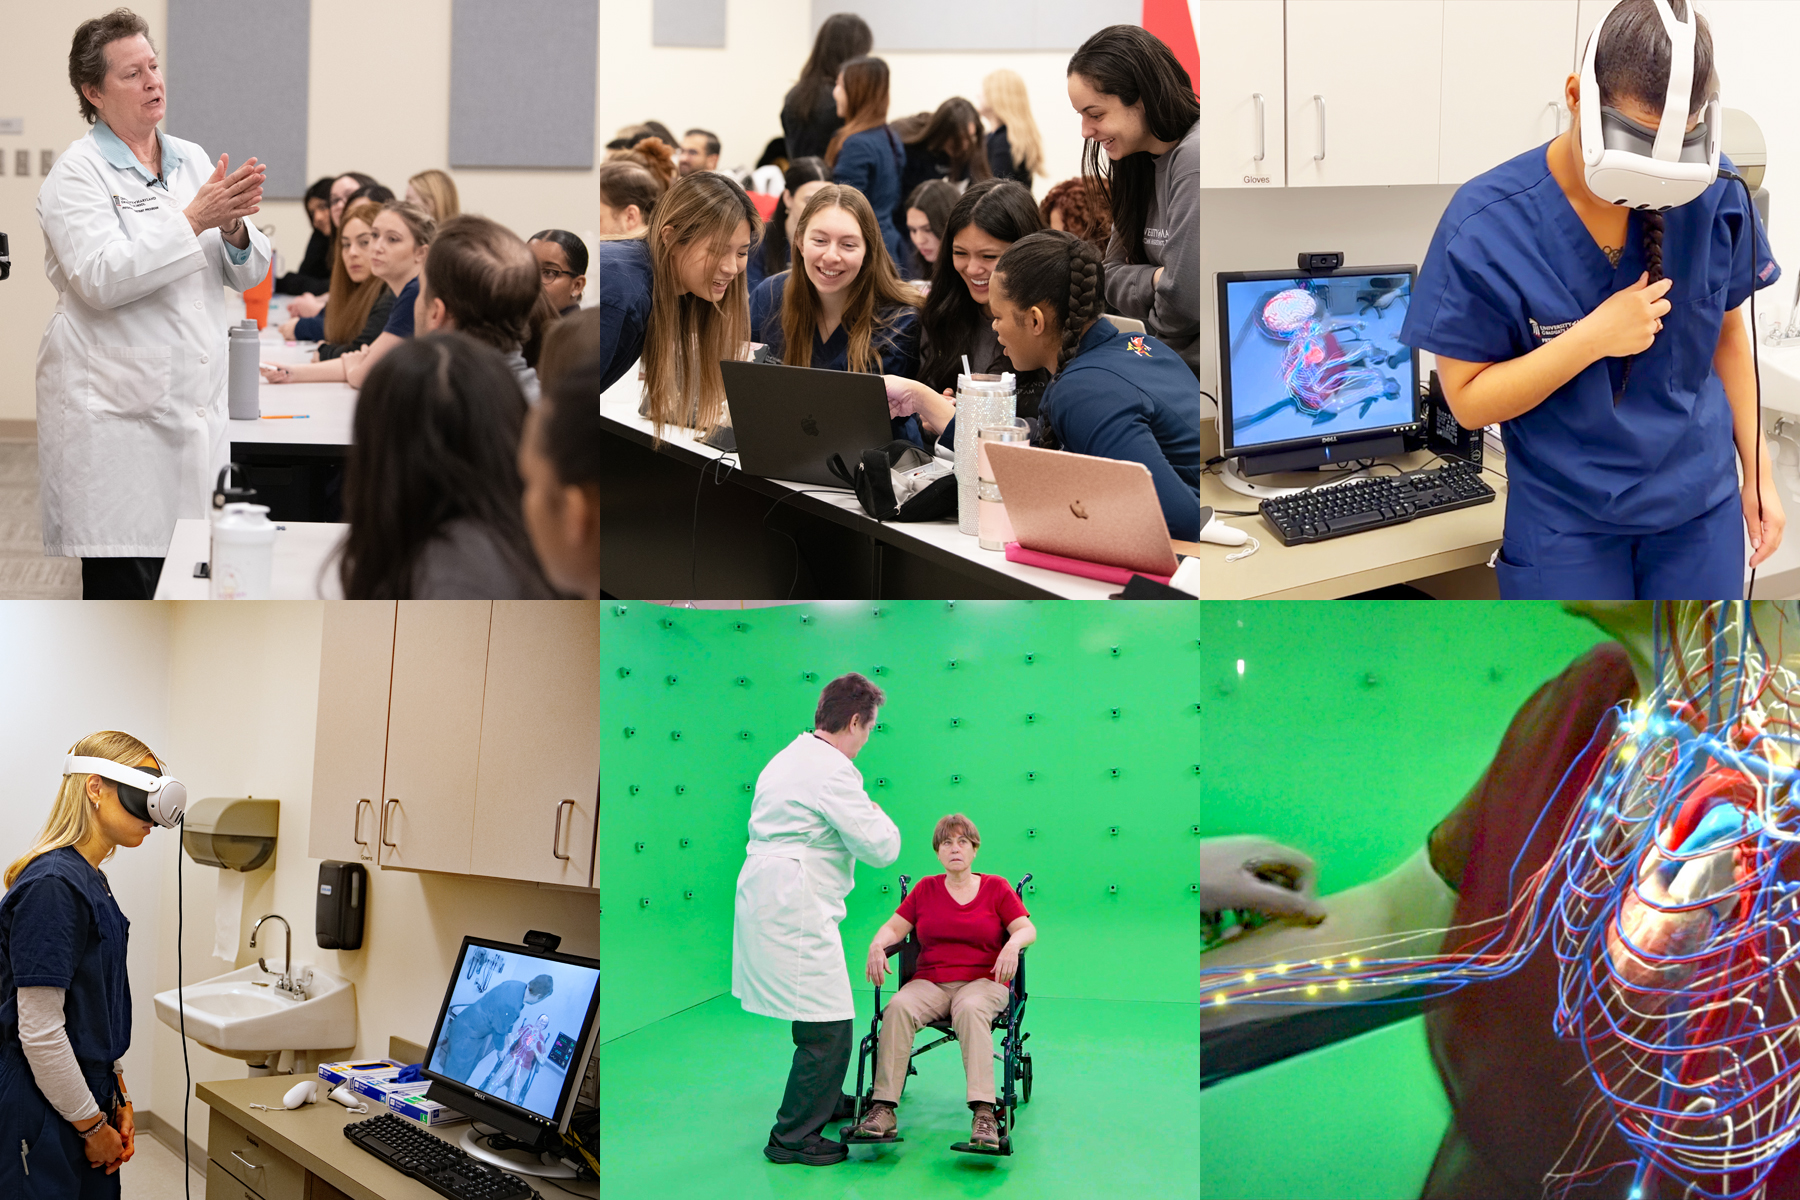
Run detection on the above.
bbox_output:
[994,230,1107,448]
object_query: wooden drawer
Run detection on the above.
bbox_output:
[210,1108,307,1200]
[208,1157,266,1200]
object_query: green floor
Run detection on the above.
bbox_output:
[1200,1017,1450,1200]
[601,992,1200,1199]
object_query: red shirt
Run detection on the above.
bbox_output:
[895,873,1029,984]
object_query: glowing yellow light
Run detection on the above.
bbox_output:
[1213,993,1227,1006]
[1348,957,1362,970]
[1337,979,1350,992]
[1243,972,1255,985]
[1305,984,1319,996]
[1274,963,1289,975]
[1320,959,1334,970]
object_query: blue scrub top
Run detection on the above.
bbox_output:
[0,848,132,1074]
[832,127,907,271]
[1402,145,1779,535]
[750,270,924,446]
[599,238,654,396]
[382,277,420,340]
[1037,321,1203,541]
[294,312,324,342]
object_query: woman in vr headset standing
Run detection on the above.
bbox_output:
[0,731,185,1194]
[1401,0,1783,600]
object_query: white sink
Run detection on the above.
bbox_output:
[154,963,356,1060]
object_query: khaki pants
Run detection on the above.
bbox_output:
[871,977,1012,1104]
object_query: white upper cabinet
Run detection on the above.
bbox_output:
[1198,0,1287,188]
[1438,1,1579,185]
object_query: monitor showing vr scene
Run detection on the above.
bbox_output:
[1218,267,1418,454]
[423,938,599,1131]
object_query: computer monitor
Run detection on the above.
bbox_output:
[421,936,599,1174]
[1215,264,1421,476]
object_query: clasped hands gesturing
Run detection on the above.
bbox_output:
[184,154,264,242]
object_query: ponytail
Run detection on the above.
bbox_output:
[994,230,1107,376]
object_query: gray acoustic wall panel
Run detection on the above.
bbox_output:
[653,0,726,47]
[451,0,598,169]
[165,0,310,199]
[812,0,1141,51]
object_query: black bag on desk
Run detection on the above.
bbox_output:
[828,441,957,522]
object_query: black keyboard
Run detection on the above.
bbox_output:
[1258,459,1496,546]
[345,1111,535,1199]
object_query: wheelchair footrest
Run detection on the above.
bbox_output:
[950,1137,1011,1156]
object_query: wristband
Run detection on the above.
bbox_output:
[77,1118,111,1140]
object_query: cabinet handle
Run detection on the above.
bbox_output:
[1313,95,1327,161]
[1546,100,1562,134]
[381,799,400,849]
[352,799,373,861]
[1252,93,1265,163]
[552,799,576,861]
[230,1150,261,1172]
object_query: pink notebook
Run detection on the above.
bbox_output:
[1004,543,1174,585]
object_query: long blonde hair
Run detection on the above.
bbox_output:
[407,169,461,222]
[640,173,762,439]
[322,199,386,346]
[983,69,1043,179]
[5,731,159,889]
[779,185,918,375]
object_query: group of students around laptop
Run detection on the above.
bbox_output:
[597,25,1202,543]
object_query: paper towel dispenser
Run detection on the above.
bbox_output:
[182,797,278,871]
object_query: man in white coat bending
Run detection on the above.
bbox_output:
[733,672,900,1166]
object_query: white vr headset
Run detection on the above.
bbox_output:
[65,755,187,828]
[1579,0,1720,211]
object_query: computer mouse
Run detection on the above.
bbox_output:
[328,1084,368,1111]
[283,1080,317,1109]
[1200,515,1249,547]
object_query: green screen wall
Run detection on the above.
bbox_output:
[601,601,1201,1041]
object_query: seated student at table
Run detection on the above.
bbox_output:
[528,229,588,316]
[600,156,667,240]
[338,333,555,599]
[598,172,763,431]
[827,57,907,270]
[1069,25,1199,376]
[1038,176,1112,255]
[748,156,831,298]
[261,201,436,388]
[883,180,1048,442]
[276,175,336,295]
[280,199,392,360]
[287,173,384,320]
[901,178,958,286]
[989,230,1201,540]
[416,215,546,403]
[749,184,923,445]
[405,168,459,222]
[520,349,601,599]
[894,97,991,229]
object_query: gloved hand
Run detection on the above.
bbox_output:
[1200,836,1327,923]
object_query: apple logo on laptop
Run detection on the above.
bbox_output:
[801,415,820,436]
[1070,500,1089,520]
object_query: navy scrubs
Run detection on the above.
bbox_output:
[599,238,654,396]
[1402,146,1780,599]
[0,847,131,1197]
[382,277,420,339]
[749,271,925,446]
[1033,321,1203,541]
[831,128,907,272]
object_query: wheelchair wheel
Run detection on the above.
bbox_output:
[1022,1052,1032,1103]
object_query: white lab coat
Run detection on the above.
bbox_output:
[732,733,901,1022]
[34,125,272,557]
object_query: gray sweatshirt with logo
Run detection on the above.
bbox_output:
[1102,121,1198,376]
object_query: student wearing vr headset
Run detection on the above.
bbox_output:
[1402,0,1782,600]
[0,732,185,1192]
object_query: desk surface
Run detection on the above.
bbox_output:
[602,367,1197,598]
[1198,422,1508,598]
[230,298,356,448]
[197,1075,596,1200]
[153,519,346,598]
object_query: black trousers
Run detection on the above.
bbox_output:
[81,557,165,600]
[771,1019,853,1146]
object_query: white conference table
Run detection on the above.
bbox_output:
[152,518,346,599]
[601,366,1196,599]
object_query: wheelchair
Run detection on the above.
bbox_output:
[841,872,1034,1156]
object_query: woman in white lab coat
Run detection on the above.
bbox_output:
[732,673,901,1166]
[36,11,271,598]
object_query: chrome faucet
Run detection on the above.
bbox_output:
[250,914,306,1000]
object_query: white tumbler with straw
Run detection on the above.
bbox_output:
[952,355,1016,535]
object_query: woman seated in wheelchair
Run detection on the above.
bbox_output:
[846,812,1036,1149]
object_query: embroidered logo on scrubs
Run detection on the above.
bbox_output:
[111,194,160,215]
[1528,317,1577,344]
[1127,336,1152,358]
